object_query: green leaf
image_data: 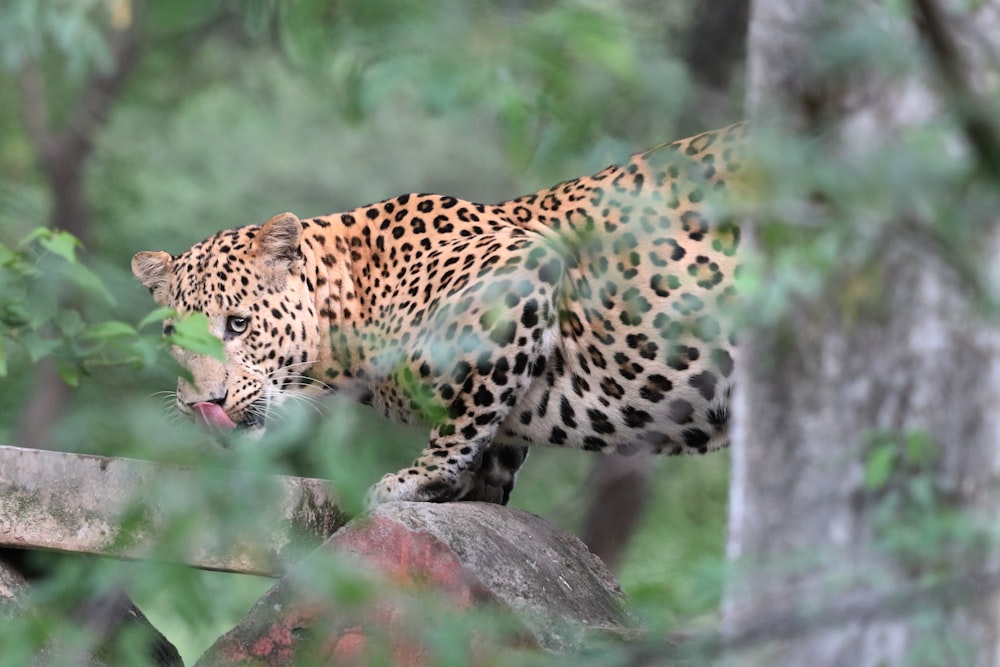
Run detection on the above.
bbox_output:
[0,241,19,267]
[904,430,939,468]
[18,228,50,247]
[84,321,138,339]
[127,336,164,369]
[55,308,86,337]
[21,229,115,304]
[170,312,224,361]
[21,332,61,363]
[55,358,80,388]
[38,230,81,264]
[0,336,6,377]
[865,443,897,490]
[66,263,116,305]
[1,300,30,329]
[138,307,176,330]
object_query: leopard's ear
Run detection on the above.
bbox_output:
[131,251,173,306]
[256,212,303,275]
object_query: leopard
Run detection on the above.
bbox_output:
[132,123,746,505]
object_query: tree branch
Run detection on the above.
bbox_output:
[57,19,143,173]
[16,13,144,178]
[911,0,1000,179]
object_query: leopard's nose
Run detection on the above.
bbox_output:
[187,394,227,409]
[177,375,228,406]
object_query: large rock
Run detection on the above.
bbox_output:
[196,502,637,666]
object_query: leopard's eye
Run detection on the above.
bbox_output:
[226,316,249,335]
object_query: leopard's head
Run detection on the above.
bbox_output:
[132,213,321,434]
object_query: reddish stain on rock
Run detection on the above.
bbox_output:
[195,503,631,666]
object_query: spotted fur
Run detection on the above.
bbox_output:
[132,124,746,504]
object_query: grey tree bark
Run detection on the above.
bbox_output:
[723,0,1000,665]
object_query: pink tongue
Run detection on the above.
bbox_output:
[192,402,237,432]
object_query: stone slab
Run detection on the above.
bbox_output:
[0,445,346,575]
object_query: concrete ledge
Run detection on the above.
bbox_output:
[0,445,346,575]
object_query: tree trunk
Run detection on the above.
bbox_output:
[679,0,749,132]
[578,452,652,572]
[723,1,1000,665]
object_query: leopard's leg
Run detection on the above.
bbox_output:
[367,427,523,504]
[462,444,529,504]
[367,339,549,505]
[366,238,561,505]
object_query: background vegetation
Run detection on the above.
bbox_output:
[0,0,743,663]
[6,0,999,664]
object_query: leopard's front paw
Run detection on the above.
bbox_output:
[365,468,474,506]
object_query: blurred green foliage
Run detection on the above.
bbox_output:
[4,0,995,663]
[0,228,152,385]
[0,0,735,663]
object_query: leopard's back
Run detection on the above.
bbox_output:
[493,124,746,454]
